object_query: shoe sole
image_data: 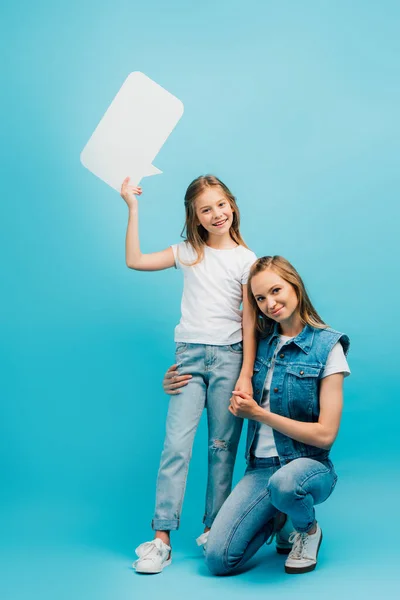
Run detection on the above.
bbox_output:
[284,531,323,574]
[134,557,172,574]
[276,546,292,555]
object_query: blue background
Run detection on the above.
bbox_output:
[1,1,399,598]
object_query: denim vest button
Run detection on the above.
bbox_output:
[273,387,278,393]
[280,353,284,359]
[300,370,304,375]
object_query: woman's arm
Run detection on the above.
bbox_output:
[162,364,192,395]
[234,284,257,394]
[121,177,175,271]
[230,373,344,450]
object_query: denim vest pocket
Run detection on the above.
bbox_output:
[286,365,321,422]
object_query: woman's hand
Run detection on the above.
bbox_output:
[229,390,260,420]
[234,373,253,396]
[163,364,192,395]
[120,177,142,209]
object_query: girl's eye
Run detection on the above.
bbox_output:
[202,209,210,213]
[219,202,226,207]
[272,288,280,294]
[256,296,264,302]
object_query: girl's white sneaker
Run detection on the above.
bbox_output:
[133,538,172,574]
[285,523,323,574]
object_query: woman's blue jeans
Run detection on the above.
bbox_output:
[152,342,244,531]
[205,456,337,575]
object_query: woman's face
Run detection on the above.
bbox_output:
[251,268,299,326]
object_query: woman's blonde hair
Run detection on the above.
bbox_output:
[247,256,326,337]
[181,175,248,265]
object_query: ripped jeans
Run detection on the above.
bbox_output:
[152,342,244,531]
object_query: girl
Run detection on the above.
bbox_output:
[165,256,350,574]
[120,175,257,574]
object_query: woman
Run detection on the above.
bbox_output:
[163,256,350,574]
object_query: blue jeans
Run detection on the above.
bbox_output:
[205,456,337,575]
[152,342,244,531]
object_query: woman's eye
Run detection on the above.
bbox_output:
[272,288,280,294]
[256,297,264,302]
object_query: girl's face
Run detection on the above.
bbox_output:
[251,269,299,326]
[195,187,234,236]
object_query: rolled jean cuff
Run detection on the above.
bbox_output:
[152,518,180,531]
[292,519,316,534]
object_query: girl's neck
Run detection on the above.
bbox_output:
[206,231,237,250]
[279,313,304,338]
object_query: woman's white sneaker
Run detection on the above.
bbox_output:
[133,538,172,574]
[196,531,210,554]
[285,523,323,574]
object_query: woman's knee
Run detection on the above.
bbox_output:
[205,544,230,576]
[268,469,299,509]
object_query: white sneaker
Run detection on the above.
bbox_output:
[196,531,209,554]
[285,523,323,574]
[133,538,172,574]
[276,515,295,555]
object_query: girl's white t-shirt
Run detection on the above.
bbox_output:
[253,335,351,458]
[171,242,257,345]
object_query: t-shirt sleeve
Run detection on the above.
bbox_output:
[170,241,196,269]
[241,251,258,285]
[321,341,351,379]
[170,243,180,269]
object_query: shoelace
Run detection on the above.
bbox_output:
[266,512,287,546]
[288,532,309,559]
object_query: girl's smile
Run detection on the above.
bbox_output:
[195,188,234,237]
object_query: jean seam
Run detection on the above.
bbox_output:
[295,467,330,490]
[222,488,273,572]
[175,404,204,519]
[294,467,333,529]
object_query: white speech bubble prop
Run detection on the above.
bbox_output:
[80,72,184,191]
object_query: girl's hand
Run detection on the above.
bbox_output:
[229,390,259,420]
[120,177,142,208]
[163,364,192,395]
[234,374,253,396]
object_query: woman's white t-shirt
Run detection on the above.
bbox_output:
[252,335,351,458]
[171,242,257,345]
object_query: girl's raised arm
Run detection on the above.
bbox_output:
[121,177,175,271]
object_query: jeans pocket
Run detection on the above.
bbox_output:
[175,342,187,355]
[228,341,243,354]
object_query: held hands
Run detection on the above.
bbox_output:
[228,390,260,420]
[234,374,253,396]
[120,176,142,209]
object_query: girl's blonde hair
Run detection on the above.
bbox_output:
[181,175,248,265]
[247,256,326,337]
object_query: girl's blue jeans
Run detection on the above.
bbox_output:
[205,456,337,575]
[152,342,244,531]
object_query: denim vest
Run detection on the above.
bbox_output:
[245,324,350,464]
